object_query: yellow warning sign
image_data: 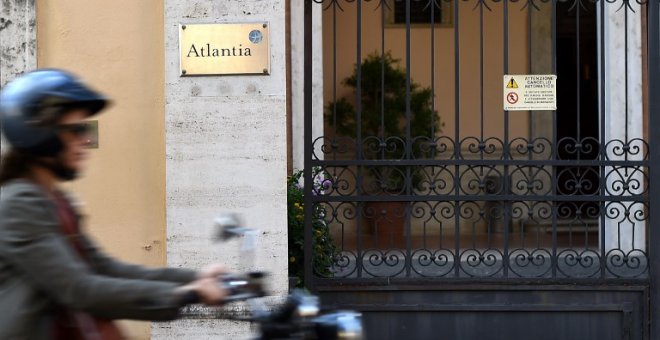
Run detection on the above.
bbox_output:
[503,74,557,111]
[506,78,519,89]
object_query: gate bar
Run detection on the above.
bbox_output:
[648,0,660,337]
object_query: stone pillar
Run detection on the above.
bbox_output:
[157,1,288,338]
[602,3,645,253]
[290,1,324,171]
[0,0,36,157]
[0,0,36,87]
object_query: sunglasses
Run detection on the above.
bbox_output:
[56,122,92,137]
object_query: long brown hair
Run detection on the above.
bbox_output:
[0,149,35,185]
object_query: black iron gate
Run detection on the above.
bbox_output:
[303,0,660,338]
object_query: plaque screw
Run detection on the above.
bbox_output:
[263,69,268,74]
[182,69,187,75]
[263,23,267,28]
[182,25,186,30]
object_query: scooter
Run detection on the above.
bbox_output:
[213,215,364,340]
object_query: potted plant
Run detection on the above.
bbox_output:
[326,52,442,247]
[327,51,442,193]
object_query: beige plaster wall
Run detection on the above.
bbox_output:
[36,1,165,338]
[323,1,530,142]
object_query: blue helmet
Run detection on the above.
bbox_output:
[0,69,108,157]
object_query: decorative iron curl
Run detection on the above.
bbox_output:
[510,166,552,195]
[557,249,601,278]
[317,166,357,196]
[558,0,599,13]
[632,202,648,222]
[461,137,504,159]
[314,136,353,160]
[458,201,483,220]
[411,248,455,277]
[605,201,647,223]
[605,166,647,196]
[486,202,505,220]
[415,136,455,159]
[520,0,554,11]
[535,202,553,220]
[411,201,455,223]
[368,250,402,266]
[411,201,455,220]
[334,202,359,222]
[615,0,645,12]
[511,201,553,224]
[556,202,578,220]
[317,0,344,12]
[363,136,406,160]
[582,202,600,219]
[363,166,408,195]
[459,249,504,277]
[605,202,624,221]
[361,249,406,277]
[510,137,552,159]
[508,249,552,278]
[460,166,504,195]
[556,167,599,195]
[604,138,649,160]
[605,249,648,278]
[413,166,454,195]
[471,0,495,11]
[556,137,600,160]
[510,202,527,220]
[330,251,358,278]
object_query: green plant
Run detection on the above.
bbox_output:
[288,168,337,288]
[327,52,443,191]
[330,52,440,140]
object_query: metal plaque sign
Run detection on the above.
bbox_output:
[503,74,557,111]
[179,23,270,76]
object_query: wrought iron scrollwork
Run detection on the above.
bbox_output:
[307,0,652,283]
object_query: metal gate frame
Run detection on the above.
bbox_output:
[303,0,660,338]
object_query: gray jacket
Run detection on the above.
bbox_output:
[0,180,198,339]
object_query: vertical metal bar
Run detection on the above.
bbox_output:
[405,0,412,166]
[332,1,338,157]
[527,1,534,252]
[647,0,660,336]
[405,0,412,277]
[574,3,582,258]
[381,2,386,160]
[430,0,438,237]
[454,0,462,278]
[355,0,365,280]
[356,0,363,163]
[480,2,485,145]
[431,0,437,137]
[503,0,511,278]
[576,3,582,146]
[551,0,558,279]
[303,0,314,289]
[598,0,606,279]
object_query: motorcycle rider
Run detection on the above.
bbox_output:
[0,69,227,339]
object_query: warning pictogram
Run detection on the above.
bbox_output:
[506,92,519,104]
[506,78,519,89]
